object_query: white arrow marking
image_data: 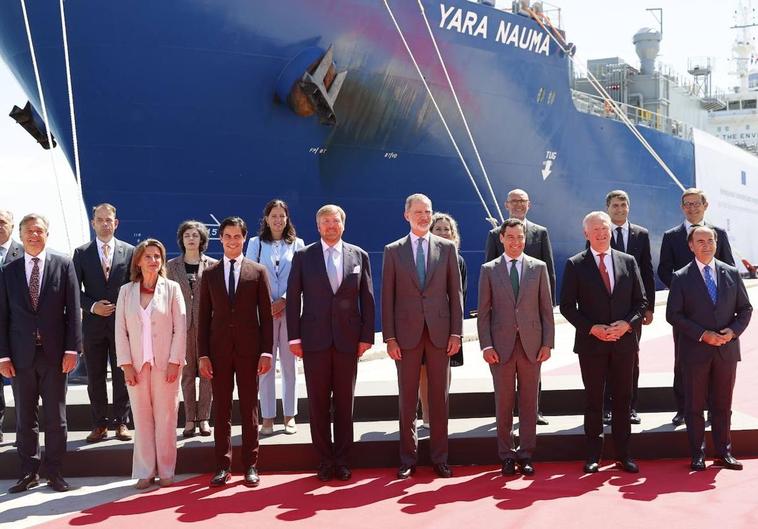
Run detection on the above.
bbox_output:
[541,160,553,180]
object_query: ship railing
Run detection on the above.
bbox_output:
[571,90,693,140]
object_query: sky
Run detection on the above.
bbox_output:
[0,0,751,250]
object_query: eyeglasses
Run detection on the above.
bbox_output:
[507,199,529,205]
[682,201,704,208]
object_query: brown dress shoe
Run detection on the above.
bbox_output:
[86,426,108,443]
[115,424,132,441]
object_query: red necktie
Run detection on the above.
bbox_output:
[598,252,612,294]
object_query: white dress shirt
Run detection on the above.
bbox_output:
[612,221,629,250]
[321,239,344,285]
[223,255,242,293]
[590,247,615,292]
[96,237,115,265]
[139,302,155,368]
[409,232,430,270]
[505,253,524,280]
[695,258,717,284]
[0,239,11,262]
[685,219,706,233]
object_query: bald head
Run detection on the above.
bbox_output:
[505,189,530,220]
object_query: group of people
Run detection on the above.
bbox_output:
[0,183,751,494]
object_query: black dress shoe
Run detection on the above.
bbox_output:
[691,455,706,471]
[397,465,416,480]
[629,410,641,425]
[583,461,599,473]
[501,458,516,476]
[210,469,231,487]
[616,459,639,473]
[243,466,260,487]
[715,453,743,471]
[48,475,71,492]
[433,463,453,478]
[317,463,334,482]
[671,413,686,426]
[8,473,39,493]
[602,411,612,426]
[518,458,535,476]
[536,413,549,426]
[335,465,352,481]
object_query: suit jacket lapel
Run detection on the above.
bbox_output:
[610,250,623,296]
[337,244,354,294]
[584,249,610,297]
[110,239,128,282]
[14,258,33,311]
[87,240,107,286]
[688,261,713,305]
[37,254,55,305]
[425,236,442,286]
[626,225,638,255]
[495,255,516,305]
[401,236,421,291]
[173,254,191,294]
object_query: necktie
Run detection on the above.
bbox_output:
[228,259,236,304]
[0,246,6,263]
[29,257,41,310]
[598,252,612,294]
[509,259,520,300]
[614,227,625,253]
[704,265,718,304]
[102,243,111,280]
[326,247,340,293]
[416,238,426,289]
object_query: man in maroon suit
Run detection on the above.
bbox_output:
[198,216,273,487]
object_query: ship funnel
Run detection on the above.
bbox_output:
[633,27,661,75]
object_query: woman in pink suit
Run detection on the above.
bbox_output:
[115,239,186,489]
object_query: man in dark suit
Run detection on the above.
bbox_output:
[478,218,554,477]
[286,204,375,482]
[560,211,646,474]
[0,214,82,493]
[382,193,463,480]
[198,216,273,488]
[72,203,134,443]
[0,209,24,443]
[602,190,655,425]
[666,226,752,471]
[484,188,555,425]
[658,188,735,426]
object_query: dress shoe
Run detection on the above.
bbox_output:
[501,458,516,476]
[243,466,260,487]
[8,473,39,493]
[335,465,352,481]
[433,463,453,478]
[583,460,599,473]
[158,477,173,487]
[714,453,743,470]
[259,424,274,436]
[671,413,686,427]
[317,463,334,482]
[616,459,639,473]
[115,424,132,441]
[135,478,155,489]
[283,417,297,435]
[397,465,416,479]
[690,455,706,471]
[86,426,108,443]
[602,411,612,426]
[629,410,641,425]
[183,422,196,438]
[536,413,549,426]
[518,458,535,476]
[48,475,71,492]
[198,421,212,436]
[210,469,231,487]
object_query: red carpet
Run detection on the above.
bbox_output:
[35,460,758,529]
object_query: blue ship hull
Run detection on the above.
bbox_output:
[0,0,696,312]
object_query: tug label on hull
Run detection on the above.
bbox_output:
[542,151,557,180]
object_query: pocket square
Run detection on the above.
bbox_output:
[352,265,361,274]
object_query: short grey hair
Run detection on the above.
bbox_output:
[582,211,611,231]
[19,213,50,231]
[506,188,529,200]
[316,204,346,223]
[405,193,432,212]
[0,209,13,223]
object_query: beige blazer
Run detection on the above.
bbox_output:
[115,276,187,372]
[166,253,217,329]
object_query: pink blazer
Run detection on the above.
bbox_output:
[115,276,187,372]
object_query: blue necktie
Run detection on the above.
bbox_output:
[704,265,718,304]
[416,238,426,289]
[0,246,6,263]
[326,247,340,293]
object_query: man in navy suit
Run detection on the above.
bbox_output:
[72,203,134,442]
[658,188,735,425]
[560,211,646,474]
[666,226,752,471]
[602,190,655,425]
[287,204,375,482]
[0,214,82,493]
[0,209,24,443]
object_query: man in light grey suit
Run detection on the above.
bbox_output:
[478,218,554,476]
[382,193,463,480]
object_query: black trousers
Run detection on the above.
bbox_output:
[579,348,635,461]
[303,347,358,467]
[603,351,639,413]
[84,331,130,426]
[15,349,68,476]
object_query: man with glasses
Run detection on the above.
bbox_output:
[658,188,734,426]
[484,188,556,425]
